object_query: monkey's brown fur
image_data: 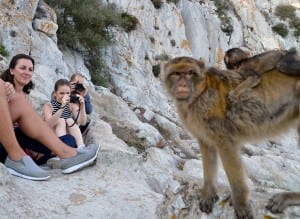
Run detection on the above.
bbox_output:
[224,48,284,72]
[161,56,300,219]
[224,48,300,102]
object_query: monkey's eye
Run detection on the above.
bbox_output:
[168,72,180,80]
[169,72,181,77]
[188,70,196,76]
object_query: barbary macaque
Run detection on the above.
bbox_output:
[224,48,300,101]
[161,56,300,219]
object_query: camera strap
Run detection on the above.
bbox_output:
[66,103,81,128]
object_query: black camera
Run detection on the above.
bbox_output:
[74,82,85,93]
[70,94,80,103]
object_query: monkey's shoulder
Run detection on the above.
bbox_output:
[206,67,228,80]
[205,67,242,85]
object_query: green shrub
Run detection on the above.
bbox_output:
[290,17,300,38]
[87,54,110,87]
[166,0,179,4]
[170,39,176,47]
[120,13,139,32]
[151,0,163,9]
[294,28,300,38]
[211,0,233,36]
[273,4,300,39]
[0,44,9,57]
[152,64,160,77]
[155,53,170,61]
[220,15,233,35]
[46,0,137,86]
[272,23,289,37]
[275,4,296,21]
[150,36,155,44]
[290,17,300,29]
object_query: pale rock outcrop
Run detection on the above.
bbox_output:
[105,0,190,118]
[90,87,165,149]
[32,19,58,36]
[0,0,300,218]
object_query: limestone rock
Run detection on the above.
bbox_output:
[32,19,58,36]
[0,0,300,218]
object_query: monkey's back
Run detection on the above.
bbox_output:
[178,70,300,145]
[230,70,300,141]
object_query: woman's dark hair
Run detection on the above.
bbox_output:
[0,53,35,94]
[54,79,70,91]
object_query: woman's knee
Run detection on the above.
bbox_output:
[57,118,66,126]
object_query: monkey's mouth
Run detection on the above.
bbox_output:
[175,91,190,99]
[175,87,190,99]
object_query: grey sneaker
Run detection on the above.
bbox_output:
[5,155,50,181]
[47,156,61,169]
[61,143,101,174]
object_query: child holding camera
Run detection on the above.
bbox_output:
[43,79,86,148]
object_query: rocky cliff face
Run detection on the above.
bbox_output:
[0,0,300,218]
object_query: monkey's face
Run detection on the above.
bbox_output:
[163,57,205,101]
[224,48,250,70]
[224,53,232,69]
[167,71,196,100]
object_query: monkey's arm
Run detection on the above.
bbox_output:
[242,50,284,74]
[240,49,300,76]
[207,67,261,102]
[228,71,261,102]
[227,50,286,102]
[199,141,219,213]
[217,142,252,218]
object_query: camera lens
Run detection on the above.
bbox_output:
[75,83,85,92]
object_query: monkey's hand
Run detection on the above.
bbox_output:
[199,187,219,213]
[266,192,298,214]
[234,203,253,219]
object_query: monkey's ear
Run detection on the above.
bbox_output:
[159,60,168,82]
[198,57,206,69]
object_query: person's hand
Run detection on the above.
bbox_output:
[4,82,15,101]
[78,94,85,105]
[72,94,85,106]
[61,94,70,108]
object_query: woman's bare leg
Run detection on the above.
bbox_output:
[0,81,26,161]
[8,94,76,159]
[66,118,84,146]
[55,118,67,137]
